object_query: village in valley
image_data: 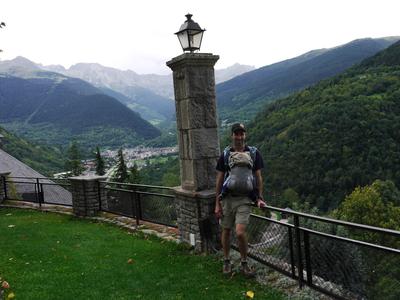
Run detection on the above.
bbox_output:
[83,146,178,174]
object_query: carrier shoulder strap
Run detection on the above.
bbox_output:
[248,146,258,165]
[223,146,231,171]
[223,146,257,170]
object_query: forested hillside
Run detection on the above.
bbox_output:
[217,37,399,123]
[247,40,400,211]
[0,70,160,149]
[0,126,64,176]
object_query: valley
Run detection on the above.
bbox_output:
[1,36,400,213]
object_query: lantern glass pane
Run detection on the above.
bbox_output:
[177,31,189,50]
[189,30,203,49]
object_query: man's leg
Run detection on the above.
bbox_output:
[236,212,256,278]
[221,228,231,259]
[235,223,248,261]
[221,227,232,274]
[236,223,255,277]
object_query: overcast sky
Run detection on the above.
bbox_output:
[1,0,399,74]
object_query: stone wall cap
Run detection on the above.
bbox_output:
[174,186,216,198]
[69,175,108,181]
[166,53,219,69]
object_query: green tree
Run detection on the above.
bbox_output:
[128,163,141,184]
[281,188,301,208]
[65,141,84,176]
[337,180,400,230]
[94,146,105,176]
[162,171,180,187]
[337,180,400,300]
[112,148,128,183]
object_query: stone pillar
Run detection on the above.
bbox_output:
[167,53,220,252]
[0,172,11,202]
[69,175,107,217]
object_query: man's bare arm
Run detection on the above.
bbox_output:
[255,169,266,208]
[215,171,225,218]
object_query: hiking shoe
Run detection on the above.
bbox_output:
[223,259,232,275]
[240,261,256,278]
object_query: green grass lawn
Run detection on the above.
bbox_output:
[0,208,285,300]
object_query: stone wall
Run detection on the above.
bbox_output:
[174,188,219,252]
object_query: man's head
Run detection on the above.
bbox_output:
[231,123,246,149]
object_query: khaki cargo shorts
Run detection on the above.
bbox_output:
[221,195,252,229]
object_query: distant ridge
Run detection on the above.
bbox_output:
[41,61,255,125]
[360,40,400,67]
[0,59,161,149]
[216,37,400,123]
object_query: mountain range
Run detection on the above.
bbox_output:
[41,61,254,125]
[1,35,399,176]
[216,37,400,123]
[0,60,161,150]
[0,56,254,150]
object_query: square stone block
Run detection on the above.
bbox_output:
[187,128,220,159]
[191,159,206,190]
[173,70,187,101]
[181,159,195,191]
[185,67,216,99]
[178,130,190,159]
[177,97,218,130]
[207,158,219,188]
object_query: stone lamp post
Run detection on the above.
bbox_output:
[167,14,220,252]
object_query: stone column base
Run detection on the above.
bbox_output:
[69,175,107,217]
[174,187,220,253]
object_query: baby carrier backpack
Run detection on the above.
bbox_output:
[221,146,258,200]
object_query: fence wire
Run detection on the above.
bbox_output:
[99,182,177,228]
[4,177,72,206]
[245,215,295,276]
[101,186,137,218]
[140,193,177,227]
[41,178,72,206]
[9,179,38,202]
[237,207,400,299]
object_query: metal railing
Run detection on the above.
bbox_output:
[234,205,400,299]
[98,181,177,228]
[2,175,399,298]
[2,176,72,206]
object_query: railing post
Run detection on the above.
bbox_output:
[130,192,139,226]
[97,181,102,211]
[36,178,42,208]
[288,227,296,278]
[137,193,143,221]
[136,193,142,226]
[40,183,44,206]
[0,173,10,201]
[294,215,304,288]
[304,231,313,285]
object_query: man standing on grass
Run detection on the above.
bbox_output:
[215,123,266,277]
